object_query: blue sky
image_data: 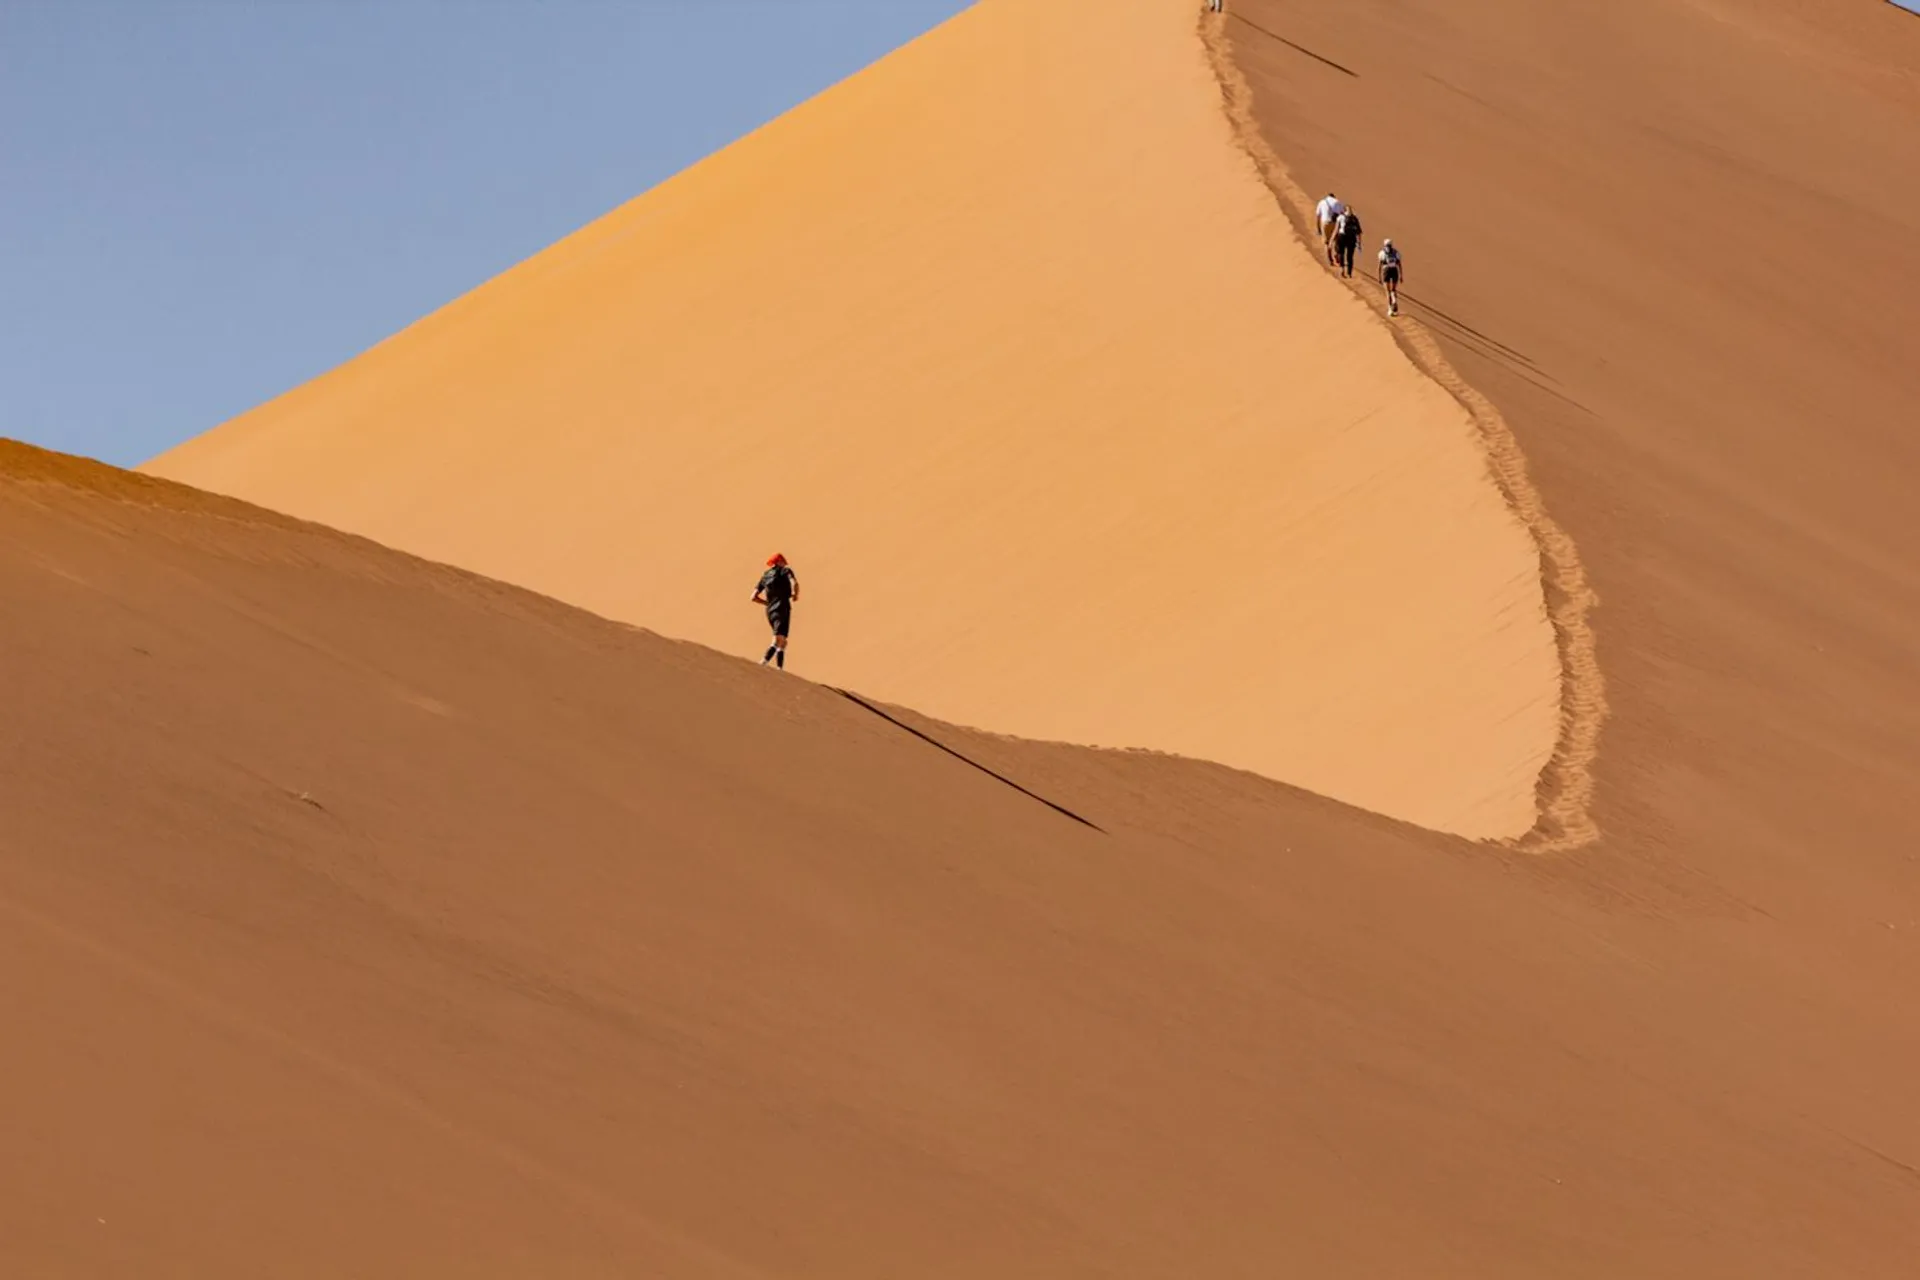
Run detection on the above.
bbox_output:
[0,1,969,467]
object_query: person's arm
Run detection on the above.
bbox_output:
[789,570,800,603]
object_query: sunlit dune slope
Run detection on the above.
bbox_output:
[144,0,1560,839]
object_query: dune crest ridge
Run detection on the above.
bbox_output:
[145,0,1568,840]
[1197,9,1602,850]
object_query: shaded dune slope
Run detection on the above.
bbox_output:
[1223,0,1920,927]
[143,0,1563,841]
[1218,2,1920,1268]
[5,441,1919,1277]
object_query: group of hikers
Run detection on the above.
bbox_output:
[1314,192,1404,317]
[1196,3,1402,311]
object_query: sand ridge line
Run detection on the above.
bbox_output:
[1198,7,1604,852]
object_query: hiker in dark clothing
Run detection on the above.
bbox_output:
[752,553,799,669]
[1334,207,1364,278]
[1378,238,1404,316]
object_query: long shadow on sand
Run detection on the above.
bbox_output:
[1368,276,1596,416]
[1227,12,1358,78]
[830,687,1106,833]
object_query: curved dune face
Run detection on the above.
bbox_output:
[145,0,1560,838]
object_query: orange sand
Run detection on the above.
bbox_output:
[14,0,1920,1271]
[145,0,1560,838]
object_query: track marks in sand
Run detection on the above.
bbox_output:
[1200,8,1605,851]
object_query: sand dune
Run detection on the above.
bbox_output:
[143,0,1562,841]
[7,440,1920,1276]
[11,0,1920,1273]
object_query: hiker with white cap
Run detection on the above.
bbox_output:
[1378,238,1404,316]
[1314,192,1346,265]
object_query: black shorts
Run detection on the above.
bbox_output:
[1382,266,1402,285]
[766,602,791,638]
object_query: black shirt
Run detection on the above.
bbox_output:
[756,565,796,607]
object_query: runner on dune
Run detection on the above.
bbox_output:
[753,553,800,670]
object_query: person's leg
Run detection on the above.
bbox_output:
[763,606,787,664]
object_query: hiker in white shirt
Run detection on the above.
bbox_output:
[1314,193,1347,264]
